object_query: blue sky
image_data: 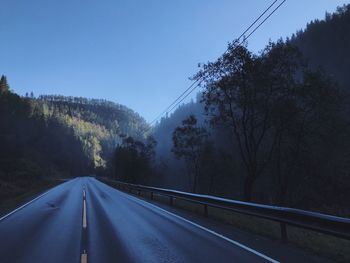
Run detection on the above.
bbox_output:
[0,0,349,122]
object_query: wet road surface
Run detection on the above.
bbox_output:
[0,177,277,263]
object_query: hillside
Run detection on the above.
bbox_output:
[0,76,148,202]
[290,4,350,92]
[36,95,149,168]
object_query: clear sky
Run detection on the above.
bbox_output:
[1,0,349,122]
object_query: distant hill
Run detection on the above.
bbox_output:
[36,95,149,168]
[0,78,148,200]
[37,95,148,137]
[290,4,350,92]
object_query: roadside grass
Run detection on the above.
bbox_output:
[102,180,350,263]
[0,179,62,217]
[206,206,350,263]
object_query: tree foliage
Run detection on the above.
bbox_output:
[172,115,208,193]
[113,136,156,184]
[0,75,10,94]
[193,40,342,202]
[290,4,350,93]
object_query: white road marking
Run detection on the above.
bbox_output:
[0,179,74,222]
[81,251,88,263]
[81,187,88,262]
[122,189,279,263]
[83,199,87,228]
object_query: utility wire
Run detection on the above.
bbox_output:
[144,0,287,133]
[147,0,281,128]
[239,0,287,45]
[233,0,280,51]
[166,80,203,115]
[148,79,201,126]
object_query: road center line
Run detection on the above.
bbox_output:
[81,189,88,262]
[81,251,88,263]
[83,199,87,229]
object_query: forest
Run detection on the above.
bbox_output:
[0,79,148,203]
[111,4,350,216]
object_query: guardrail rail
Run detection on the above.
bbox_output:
[102,179,350,242]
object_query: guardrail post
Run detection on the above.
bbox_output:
[204,204,208,217]
[170,196,174,206]
[280,223,288,242]
[151,192,154,200]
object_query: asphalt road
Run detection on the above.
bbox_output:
[0,177,278,263]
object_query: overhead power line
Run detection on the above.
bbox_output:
[145,0,287,133]
[147,0,280,127]
[148,79,201,126]
[235,0,280,50]
[239,0,287,45]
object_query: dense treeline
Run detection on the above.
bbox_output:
[112,136,156,184]
[36,95,149,168]
[117,5,350,216]
[0,78,148,200]
[37,95,148,138]
[0,78,86,199]
[290,4,350,94]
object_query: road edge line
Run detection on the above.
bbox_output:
[0,179,72,222]
[120,188,279,263]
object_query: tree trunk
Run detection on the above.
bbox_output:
[193,162,199,193]
[244,175,255,202]
[193,176,197,193]
[278,183,287,206]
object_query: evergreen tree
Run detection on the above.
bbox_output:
[0,75,10,94]
[172,115,208,193]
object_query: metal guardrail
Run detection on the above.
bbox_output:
[104,179,350,242]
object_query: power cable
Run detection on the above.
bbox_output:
[144,0,287,134]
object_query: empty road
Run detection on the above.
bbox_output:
[0,177,277,263]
